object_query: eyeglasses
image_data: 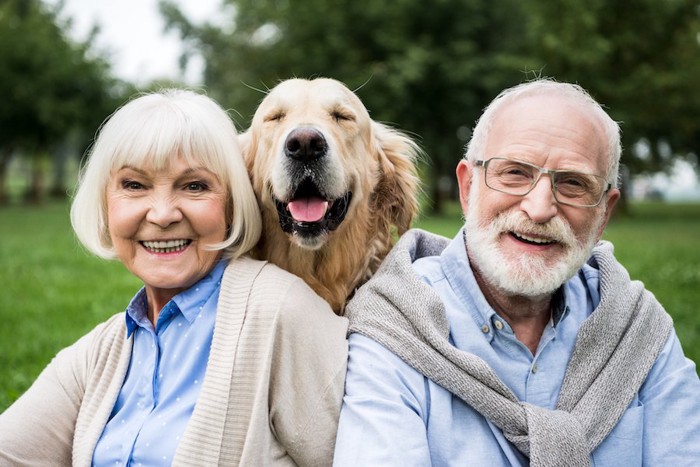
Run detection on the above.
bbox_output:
[474,157,611,207]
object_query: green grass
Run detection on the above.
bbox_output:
[600,203,700,358]
[1,201,698,412]
[0,202,141,410]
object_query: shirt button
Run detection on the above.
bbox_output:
[494,320,504,330]
[531,363,538,374]
[481,324,490,333]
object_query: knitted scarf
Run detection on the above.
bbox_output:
[347,229,673,467]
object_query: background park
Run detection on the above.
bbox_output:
[1,0,699,410]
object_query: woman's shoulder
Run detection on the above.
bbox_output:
[39,311,127,389]
[224,256,347,328]
[89,313,127,342]
[223,255,292,282]
[225,255,320,300]
[74,313,129,364]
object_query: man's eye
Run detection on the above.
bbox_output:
[505,168,529,176]
[558,174,590,189]
[499,164,531,178]
[560,178,584,188]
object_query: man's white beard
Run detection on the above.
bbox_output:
[464,189,603,298]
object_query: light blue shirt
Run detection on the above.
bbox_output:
[334,231,700,466]
[92,260,226,466]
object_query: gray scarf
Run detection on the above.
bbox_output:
[347,229,672,466]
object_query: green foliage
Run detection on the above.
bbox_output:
[0,201,698,411]
[522,0,700,176]
[0,0,113,150]
[0,0,129,204]
[160,0,532,210]
[160,0,700,211]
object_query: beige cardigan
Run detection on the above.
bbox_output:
[0,256,349,466]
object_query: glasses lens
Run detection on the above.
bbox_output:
[552,172,606,206]
[484,158,607,207]
[485,159,536,195]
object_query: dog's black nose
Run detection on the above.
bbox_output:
[285,128,327,162]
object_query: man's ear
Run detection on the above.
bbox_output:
[596,188,621,239]
[456,159,473,214]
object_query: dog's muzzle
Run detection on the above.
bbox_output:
[273,127,352,243]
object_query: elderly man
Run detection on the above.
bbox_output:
[333,80,700,466]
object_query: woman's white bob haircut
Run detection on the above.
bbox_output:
[70,89,262,261]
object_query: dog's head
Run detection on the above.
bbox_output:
[242,78,421,252]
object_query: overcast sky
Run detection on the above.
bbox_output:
[47,0,221,85]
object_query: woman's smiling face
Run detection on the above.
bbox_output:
[106,156,228,314]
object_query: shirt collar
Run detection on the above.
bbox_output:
[174,259,227,324]
[125,289,149,337]
[439,229,498,338]
[440,228,573,337]
[550,287,568,327]
[124,259,228,338]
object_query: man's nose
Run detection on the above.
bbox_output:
[520,176,558,223]
[146,194,183,227]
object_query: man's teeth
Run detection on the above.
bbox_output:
[513,232,555,244]
[142,240,190,253]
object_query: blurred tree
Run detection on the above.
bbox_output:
[521,0,700,186]
[161,0,530,212]
[0,0,123,204]
[161,0,700,211]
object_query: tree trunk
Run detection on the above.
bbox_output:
[23,154,47,205]
[0,148,14,205]
[50,144,70,199]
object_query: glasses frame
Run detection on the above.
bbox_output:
[474,157,612,208]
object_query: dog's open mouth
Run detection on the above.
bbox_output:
[274,178,352,239]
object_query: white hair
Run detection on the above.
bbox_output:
[464,79,621,187]
[70,89,261,260]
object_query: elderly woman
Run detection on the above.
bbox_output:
[0,90,348,466]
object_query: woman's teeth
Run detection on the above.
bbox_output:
[141,239,191,253]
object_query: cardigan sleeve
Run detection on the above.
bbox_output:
[268,276,349,467]
[0,328,93,465]
[0,314,128,467]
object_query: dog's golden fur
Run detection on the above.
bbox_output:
[241,78,421,313]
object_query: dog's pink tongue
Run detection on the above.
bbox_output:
[287,197,329,222]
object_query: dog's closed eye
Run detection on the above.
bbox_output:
[264,111,286,122]
[330,109,355,123]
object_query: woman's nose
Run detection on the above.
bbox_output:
[146,194,183,227]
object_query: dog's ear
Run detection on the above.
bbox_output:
[372,121,422,235]
[238,130,253,173]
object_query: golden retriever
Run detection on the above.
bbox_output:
[241,78,421,313]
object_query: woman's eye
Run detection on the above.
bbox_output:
[186,181,208,192]
[121,180,144,190]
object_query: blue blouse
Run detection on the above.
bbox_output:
[92,260,226,466]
